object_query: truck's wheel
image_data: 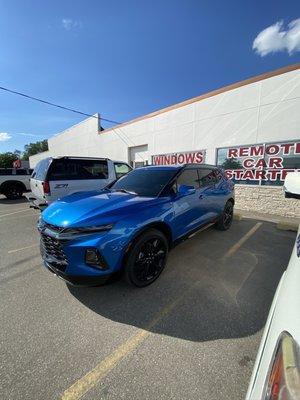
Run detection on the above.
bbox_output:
[3,184,24,199]
[215,200,234,231]
[124,229,168,287]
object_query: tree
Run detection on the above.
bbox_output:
[0,152,18,168]
[221,158,243,169]
[22,140,48,160]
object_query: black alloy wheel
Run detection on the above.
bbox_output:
[215,200,234,231]
[125,229,168,287]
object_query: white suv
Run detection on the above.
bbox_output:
[27,156,132,210]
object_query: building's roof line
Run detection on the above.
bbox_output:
[101,63,300,134]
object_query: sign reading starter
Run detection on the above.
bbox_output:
[152,150,206,166]
[217,140,300,184]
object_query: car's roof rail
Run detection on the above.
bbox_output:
[55,156,110,161]
[183,163,218,169]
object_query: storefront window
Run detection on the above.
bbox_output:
[216,141,300,186]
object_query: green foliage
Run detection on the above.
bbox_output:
[221,158,243,169]
[22,140,48,160]
[0,152,18,168]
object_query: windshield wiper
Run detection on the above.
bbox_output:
[112,189,137,195]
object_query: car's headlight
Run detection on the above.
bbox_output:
[62,224,113,235]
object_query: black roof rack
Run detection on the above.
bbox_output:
[55,156,110,161]
[183,163,217,169]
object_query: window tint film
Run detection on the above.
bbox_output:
[49,159,108,181]
[16,169,27,175]
[177,169,199,189]
[198,169,216,187]
[0,169,13,176]
[114,163,132,179]
[110,168,176,197]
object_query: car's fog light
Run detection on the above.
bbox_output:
[85,248,107,269]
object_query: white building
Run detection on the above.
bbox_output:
[30,64,300,218]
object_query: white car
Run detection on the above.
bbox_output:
[0,167,32,199]
[27,156,132,210]
[283,171,300,199]
[246,174,300,400]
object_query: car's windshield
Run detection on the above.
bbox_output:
[110,168,177,197]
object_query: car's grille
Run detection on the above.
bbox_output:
[40,233,68,272]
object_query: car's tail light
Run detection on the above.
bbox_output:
[264,331,300,400]
[42,181,50,195]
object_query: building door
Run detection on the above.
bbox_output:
[129,145,148,168]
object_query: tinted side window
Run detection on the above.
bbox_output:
[16,169,27,175]
[49,159,108,181]
[0,169,13,176]
[76,160,108,179]
[114,163,132,179]
[215,168,225,182]
[177,169,199,189]
[198,169,216,187]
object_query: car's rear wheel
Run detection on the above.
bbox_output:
[124,229,168,287]
[215,200,234,231]
[3,183,24,199]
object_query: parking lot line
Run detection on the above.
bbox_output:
[61,282,198,400]
[8,244,39,254]
[223,222,262,259]
[0,209,31,218]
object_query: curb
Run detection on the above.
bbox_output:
[276,222,299,232]
[233,213,243,221]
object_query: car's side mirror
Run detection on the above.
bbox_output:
[283,172,300,199]
[178,184,196,196]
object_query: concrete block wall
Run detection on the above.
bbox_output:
[235,185,300,218]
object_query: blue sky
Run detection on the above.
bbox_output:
[0,0,299,153]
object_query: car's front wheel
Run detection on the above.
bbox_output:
[124,229,168,287]
[215,200,234,231]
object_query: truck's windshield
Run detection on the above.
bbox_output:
[110,168,177,197]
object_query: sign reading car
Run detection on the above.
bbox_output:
[152,150,206,165]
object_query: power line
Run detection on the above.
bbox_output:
[0,85,146,163]
[0,85,121,124]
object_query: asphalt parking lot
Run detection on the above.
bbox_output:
[0,195,296,400]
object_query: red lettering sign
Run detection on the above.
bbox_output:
[152,150,206,165]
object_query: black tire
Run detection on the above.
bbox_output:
[124,229,168,287]
[3,184,24,199]
[215,200,234,231]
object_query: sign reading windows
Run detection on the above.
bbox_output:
[217,141,300,186]
[152,150,206,166]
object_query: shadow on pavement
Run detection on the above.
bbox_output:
[0,196,27,205]
[68,219,295,342]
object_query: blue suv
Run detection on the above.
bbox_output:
[38,164,234,287]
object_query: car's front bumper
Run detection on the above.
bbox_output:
[44,260,112,286]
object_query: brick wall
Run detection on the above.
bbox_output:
[235,185,300,218]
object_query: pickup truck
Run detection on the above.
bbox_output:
[0,168,33,199]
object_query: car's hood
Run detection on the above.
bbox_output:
[42,190,159,227]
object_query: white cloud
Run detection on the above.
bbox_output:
[0,132,12,141]
[62,18,81,31]
[253,18,300,56]
[15,132,41,138]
